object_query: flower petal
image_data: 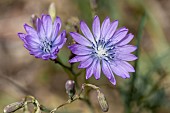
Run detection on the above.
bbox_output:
[80,21,96,45]
[92,15,100,42]
[104,20,118,41]
[112,27,128,44]
[94,59,101,80]
[117,54,138,61]
[102,60,113,80]
[78,57,93,68]
[69,55,90,63]
[117,45,137,54]
[42,54,51,60]
[51,23,59,42]
[53,16,62,30]
[41,15,52,39]
[68,44,92,55]
[18,33,26,42]
[110,62,129,78]
[36,18,46,40]
[50,45,59,54]
[34,52,43,58]
[24,24,39,38]
[53,30,67,49]
[50,54,57,60]
[25,35,40,48]
[51,16,62,41]
[101,17,110,38]
[117,33,134,46]
[109,76,116,85]
[117,65,130,78]
[70,32,92,47]
[117,61,135,72]
[86,58,97,79]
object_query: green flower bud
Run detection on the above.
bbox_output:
[48,2,56,22]
[31,14,38,29]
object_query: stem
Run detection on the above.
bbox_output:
[51,58,79,84]
[40,105,52,112]
[50,83,99,113]
[126,12,147,113]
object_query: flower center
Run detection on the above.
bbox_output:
[96,45,108,58]
[40,40,52,53]
[92,39,116,60]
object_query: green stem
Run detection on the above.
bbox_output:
[51,58,80,88]
[126,12,147,113]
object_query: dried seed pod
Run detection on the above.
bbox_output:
[97,91,109,112]
[65,80,76,99]
[3,101,24,113]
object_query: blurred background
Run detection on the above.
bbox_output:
[0,0,170,113]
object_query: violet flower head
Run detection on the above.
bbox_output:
[69,16,137,85]
[18,14,67,60]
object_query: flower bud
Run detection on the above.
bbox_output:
[3,101,24,113]
[48,2,56,22]
[31,14,38,29]
[97,91,109,112]
[65,80,76,99]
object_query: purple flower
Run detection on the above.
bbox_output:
[18,14,67,60]
[69,16,137,85]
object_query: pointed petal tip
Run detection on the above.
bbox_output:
[17,32,23,36]
[61,30,66,37]
[41,13,47,17]
[68,45,71,49]
[132,55,138,60]
[86,74,91,79]
[94,15,99,20]
[80,20,86,25]
[69,32,75,36]
[104,16,110,21]
[95,76,100,80]
[55,16,61,21]
[69,59,75,63]
[119,26,128,31]
[111,80,116,85]
[113,20,119,24]
[23,23,29,29]
[129,33,134,37]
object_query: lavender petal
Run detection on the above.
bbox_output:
[36,18,46,40]
[68,44,92,55]
[24,24,39,38]
[117,33,134,46]
[86,58,97,79]
[69,55,90,63]
[92,15,100,42]
[78,57,93,68]
[117,54,138,61]
[41,15,52,39]
[104,20,118,41]
[101,17,110,38]
[117,45,137,54]
[101,60,113,80]
[112,27,128,44]
[80,21,96,45]
[94,59,101,80]
[70,32,92,47]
